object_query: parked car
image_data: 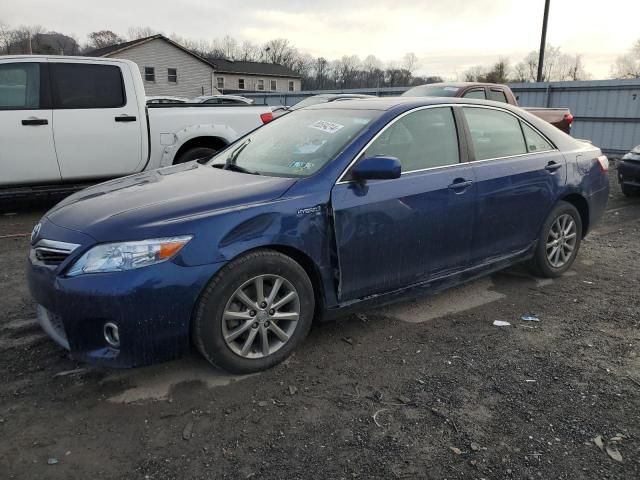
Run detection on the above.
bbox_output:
[192,95,255,105]
[617,144,640,196]
[0,56,273,196]
[146,96,189,104]
[402,82,574,134]
[28,97,609,373]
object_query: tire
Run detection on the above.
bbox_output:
[175,146,217,164]
[528,201,582,278]
[193,250,315,374]
[621,183,639,197]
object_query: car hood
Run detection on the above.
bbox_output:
[46,163,297,240]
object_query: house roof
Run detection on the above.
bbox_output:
[87,34,300,79]
[207,58,300,78]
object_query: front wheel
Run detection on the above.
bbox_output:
[529,201,582,278]
[193,250,315,374]
[175,146,217,164]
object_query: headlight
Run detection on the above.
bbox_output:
[67,236,193,276]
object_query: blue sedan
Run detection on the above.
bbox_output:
[27,97,610,373]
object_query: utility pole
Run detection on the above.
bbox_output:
[536,0,551,82]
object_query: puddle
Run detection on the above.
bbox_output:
[105,356,252,403]
[382,277,506,323]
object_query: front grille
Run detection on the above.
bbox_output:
[35,247,70,265]
[32,239,80,267]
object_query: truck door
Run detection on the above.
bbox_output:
[49,60,143,180]
[0,61,61,186]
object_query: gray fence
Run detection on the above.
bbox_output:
[244,79,640,157]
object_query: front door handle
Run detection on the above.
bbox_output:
[545,161,562,172]
[21,118,48,126]
[448,179,474,190]
[115,115,137,122]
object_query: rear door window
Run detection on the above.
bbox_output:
[521,122,553,152]
[50,63,125,109]
[463,107,527,160]
[488,89,509,103]
[0,63,40,109]
[364,107,460,172]
[462,89,486,99]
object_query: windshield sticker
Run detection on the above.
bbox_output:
[309,120,345,134]
[289,160,315,170]
[444,86,459,91]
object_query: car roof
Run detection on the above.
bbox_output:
[305,96,512,111]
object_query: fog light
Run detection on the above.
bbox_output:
[103,322,120,348]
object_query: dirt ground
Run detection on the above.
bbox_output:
[0,170,638,479]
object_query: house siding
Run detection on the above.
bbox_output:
[107,39,213,97]
[214,73,301,93]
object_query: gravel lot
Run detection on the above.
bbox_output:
[0,170,638,479]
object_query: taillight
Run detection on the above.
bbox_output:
[260,112,273,124]
[596,155,609,173]
[563,112,574,126]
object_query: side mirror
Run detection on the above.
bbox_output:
[351,156,401,181]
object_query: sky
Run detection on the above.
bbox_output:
[4,0,639,79]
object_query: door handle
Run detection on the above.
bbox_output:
[21,118,48,126]
[545,161,562,172]
[115,115,137,122]
[448,179,474,190]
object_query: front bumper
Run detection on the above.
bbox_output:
[618,159,640,187]
[28,251,224,368]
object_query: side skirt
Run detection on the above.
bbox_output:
[319,242,536,322]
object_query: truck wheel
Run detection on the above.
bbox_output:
[621,183,639,197]
[193,250,315,374]
[175,147,217,164]
[528,201,582,278]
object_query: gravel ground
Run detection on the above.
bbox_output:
[0,170,638,479]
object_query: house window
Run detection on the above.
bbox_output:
[257,79,265,91]
[167,68,177,83]
[217,77,225,90]
[270,79,277,91]
[288,80,294,92]
[144,67,155,82]
[238,78,245,90]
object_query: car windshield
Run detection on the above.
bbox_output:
[402,85,461,97]
[290,96,330,110]
[207,108,378,177]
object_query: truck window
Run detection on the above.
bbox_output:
[462,89,486,100]
[463,107,527,160]
[488,89,509,103]
[51,63,125,109]
[0,63,40,109]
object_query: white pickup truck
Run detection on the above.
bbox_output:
[0,56,273,195]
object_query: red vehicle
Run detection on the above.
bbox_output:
[402,82,574,134]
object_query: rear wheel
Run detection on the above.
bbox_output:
[175,146,217,164]
[193,250,315,374]
[529,201,582,278]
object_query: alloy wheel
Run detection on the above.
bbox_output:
[546,213,577,268]
[221,274,300,359]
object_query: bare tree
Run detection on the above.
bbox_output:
[127,26,160,40]
[87,30,123,50]
[238,40,261,61]
[611,39,640,79]
[215,35,238,60]
[402,52,419,75]
[0,22,16,54]
[12,25,45,54]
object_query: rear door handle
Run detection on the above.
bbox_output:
[448,179,474,190]
[115,115,137,122]
[22,118,48,126]
[545,161,563,172]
